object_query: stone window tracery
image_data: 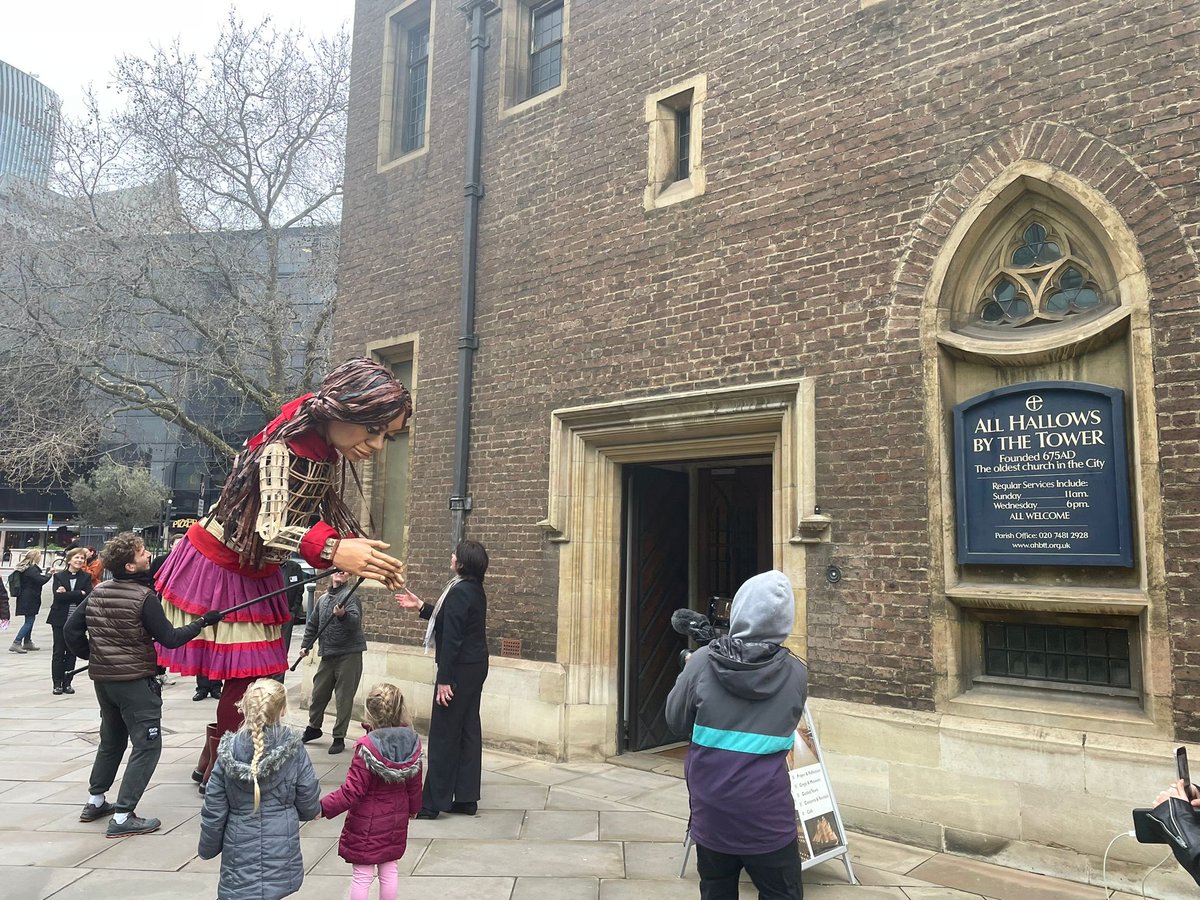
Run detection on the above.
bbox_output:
[974,220,1106,329]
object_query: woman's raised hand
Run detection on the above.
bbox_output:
[394,589,422,610]
[331,538,406,590]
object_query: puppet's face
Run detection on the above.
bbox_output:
[325,412,409,462]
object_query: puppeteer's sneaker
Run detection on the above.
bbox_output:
[106,814,161,837]
[79,801,114,823]
[301,726,322,743]
[329,738,345,754]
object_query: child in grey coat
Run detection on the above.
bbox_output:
[199,678,321,900]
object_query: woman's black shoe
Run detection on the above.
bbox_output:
[208,685,222,699]
[62,684,75,694]
[52,685,64,695]
[415,808,440,820]
[191,769,204,784]
[192,689,208,701]
[449,802,478,815]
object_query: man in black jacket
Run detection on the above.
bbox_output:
[65,532,222,837]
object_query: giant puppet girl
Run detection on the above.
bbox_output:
[154,358,412,788]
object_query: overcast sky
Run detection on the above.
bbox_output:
[2,1,354,116]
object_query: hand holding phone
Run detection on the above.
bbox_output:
[1177,747,1196,801]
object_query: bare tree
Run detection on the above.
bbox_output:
[0,14,348,485]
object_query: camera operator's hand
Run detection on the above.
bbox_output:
[1156,779,1200,809]
[200,610,224,627]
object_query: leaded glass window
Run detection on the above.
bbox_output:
[983,621,1131,689]
[975,221,1106,328]
[675,107,691,182]
[401,23,429,155]
[530,1,563,97]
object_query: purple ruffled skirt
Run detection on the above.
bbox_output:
[155,538,288,680]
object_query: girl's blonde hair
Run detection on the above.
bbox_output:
[19,548,42,568]
[237,678,288,813]
[364,682,409,730]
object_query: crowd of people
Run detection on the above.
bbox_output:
[2,355,849,900]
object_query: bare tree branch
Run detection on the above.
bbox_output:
[0,14,345,486]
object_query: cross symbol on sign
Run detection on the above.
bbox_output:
[1025,395,1044,412]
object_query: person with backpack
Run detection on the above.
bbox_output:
[9,549,52,653]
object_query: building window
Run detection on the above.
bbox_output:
[376,355,414,556]
[675,107,691,181]
[500,0,569,115]
[975,221,1107,329]
[982,620,1132,690]
[399,22,430,155]
[644,75,707,211]
[529,1,563,97]
[379,0,434,168]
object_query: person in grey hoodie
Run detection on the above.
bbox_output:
[299,570,366,754]
[198,678,321,900]
[666,570,809,899]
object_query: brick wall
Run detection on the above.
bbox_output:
[336,0,1200,725]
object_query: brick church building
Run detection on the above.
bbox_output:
[329,0,1200,890]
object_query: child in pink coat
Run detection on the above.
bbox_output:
[320,683,423,900]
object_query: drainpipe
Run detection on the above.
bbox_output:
[450,0,498,544]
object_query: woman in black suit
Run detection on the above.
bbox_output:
[48,547,93,694]
[396,540,490,819]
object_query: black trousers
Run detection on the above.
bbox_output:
[51,625,77,687]
[88,677,163,813]
[423,660,487,812]
[695,839,805,900]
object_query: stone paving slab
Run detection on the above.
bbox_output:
[50,869,221,899]
[511,876,601,899]
[521,809,600,841]
[0,864,90,900]
[414,838,626,878]
[84,830,208,871]
[908,854,1097,900]
[598,809,687,842]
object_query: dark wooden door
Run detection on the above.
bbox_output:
[698,465,772,627]
[624,466,689,751]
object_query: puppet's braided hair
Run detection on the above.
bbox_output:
[238,678,288,814]
[211,358,413,567]
[364,682,409,730]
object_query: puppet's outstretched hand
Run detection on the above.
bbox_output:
[333,538,406,590]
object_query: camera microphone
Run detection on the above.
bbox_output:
[671,608,716,643]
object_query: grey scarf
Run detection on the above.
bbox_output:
[423,576,463,651]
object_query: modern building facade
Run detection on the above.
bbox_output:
[0,60,58,185]
[331,1,1200,894]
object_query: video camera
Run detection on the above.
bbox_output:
[671,608,717,668]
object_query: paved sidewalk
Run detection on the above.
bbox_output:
[0,645,1135,899]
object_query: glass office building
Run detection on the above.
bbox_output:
[0,60,59,185]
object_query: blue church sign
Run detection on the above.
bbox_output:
[953,382,1133,567]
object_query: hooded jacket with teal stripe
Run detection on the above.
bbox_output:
[665,570,809,856]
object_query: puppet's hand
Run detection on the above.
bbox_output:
[333,538,405,588]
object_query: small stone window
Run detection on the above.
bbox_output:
[644,75,707,211]
[500,0,569,116]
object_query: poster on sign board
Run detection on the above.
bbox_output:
[788,708,855,881]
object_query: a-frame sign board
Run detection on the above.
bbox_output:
[679,707,857,885]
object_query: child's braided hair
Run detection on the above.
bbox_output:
[364,682,409,730]
[237,678,288,813]
[211,358,413,567]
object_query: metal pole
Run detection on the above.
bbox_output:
[449,0,497,545]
